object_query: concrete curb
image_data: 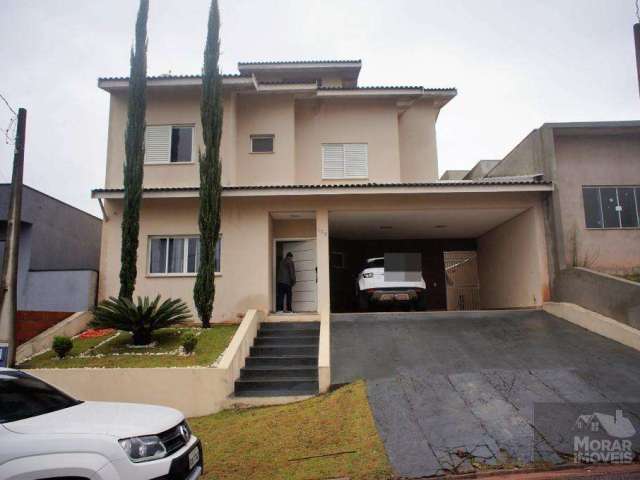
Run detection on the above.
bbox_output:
[544,301,640,352]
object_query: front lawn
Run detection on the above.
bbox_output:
[18,325,238,369]
[190,381,392,480]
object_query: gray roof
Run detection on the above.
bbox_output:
[92,177,550,196]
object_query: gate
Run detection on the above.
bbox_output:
[444,251,480,310]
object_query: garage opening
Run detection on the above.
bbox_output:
[328,206,546,313]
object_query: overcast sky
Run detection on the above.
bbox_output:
[0,0,638,216]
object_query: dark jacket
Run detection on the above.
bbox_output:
[278,257,296,286]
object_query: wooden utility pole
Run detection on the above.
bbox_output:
[635,22,640,95]
[0,108,26,368]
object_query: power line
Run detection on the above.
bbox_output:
[0,93,17,117]
[0,92,17,145]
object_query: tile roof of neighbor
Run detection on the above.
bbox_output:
[92,177,551,195]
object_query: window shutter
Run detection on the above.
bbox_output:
[344,143,368,178]
[322,144,345,179]
[145,125,171,163]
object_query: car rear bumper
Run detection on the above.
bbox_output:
[369,289,420,302]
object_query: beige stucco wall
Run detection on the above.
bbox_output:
[294,98,403,183]
[272,219,316,238]
[105,90,239,189]
[103,90,441,191]
[236,93,296,185]
[554,134,640,273]
[99,191,547,322]
[398,99,439,181]
[477,204,550,308]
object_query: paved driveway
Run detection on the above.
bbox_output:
[331,310,640,477]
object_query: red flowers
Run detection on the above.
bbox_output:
[78,328,115,339]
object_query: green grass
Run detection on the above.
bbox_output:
[19,325,238,369]
[190,381,392,480]
[622,273,640,283]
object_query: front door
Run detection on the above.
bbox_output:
[280,240,317,312]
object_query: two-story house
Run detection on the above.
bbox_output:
[93,60,553,322]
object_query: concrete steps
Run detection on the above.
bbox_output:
[235,321,320,397]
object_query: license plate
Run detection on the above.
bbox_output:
[395,293,410,301]
[188,447,200,470]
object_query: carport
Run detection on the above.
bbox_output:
[328,200,550,312]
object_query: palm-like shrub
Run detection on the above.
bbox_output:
[92,295,191,345]
[52,336,73,359]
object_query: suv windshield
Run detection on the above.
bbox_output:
[366,259,384,269]
[0,371,81,423]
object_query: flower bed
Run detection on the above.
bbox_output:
[18,325,238,369]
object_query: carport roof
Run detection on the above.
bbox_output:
[92,177,552,199]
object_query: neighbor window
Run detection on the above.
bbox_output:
[145,125,194,163]
[582,186,640,229]
[149,236,221,275]
[322,143,368,179]
[250,135,274,153]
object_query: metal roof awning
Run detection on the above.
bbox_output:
[92,179,553,199]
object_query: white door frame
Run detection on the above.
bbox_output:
[272,237,317,312]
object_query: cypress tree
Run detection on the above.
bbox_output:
[119,0,148,300]
[194,0,223,328]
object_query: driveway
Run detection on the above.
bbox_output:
[331,310,640,477]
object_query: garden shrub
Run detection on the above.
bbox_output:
[182,331,198,354]
[52,336,73,359]
[92,295,191,345]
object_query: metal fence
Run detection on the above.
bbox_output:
[444,251,480,310]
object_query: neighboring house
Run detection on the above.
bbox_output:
[92,59,555,322]
[0,185,102,343]
[477,122,640,279]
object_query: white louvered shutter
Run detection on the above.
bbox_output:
[344,143,368,178]
[322,144,345,179]
[145,125,171,163]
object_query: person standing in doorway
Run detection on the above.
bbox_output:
[276,252,296,313]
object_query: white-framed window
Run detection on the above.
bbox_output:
[250,134,274,153]
[583,186,640,229]
[148,235,221,275]
[145,125,195,164]
[321,143,368,179]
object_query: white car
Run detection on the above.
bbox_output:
[0,368,202,480]
[356,257,427,310]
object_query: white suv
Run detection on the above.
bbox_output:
[356,257,427,310]
[0,368,202,480]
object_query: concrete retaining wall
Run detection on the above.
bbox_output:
[16,311,92,364]
[29,310,263,418]
[544,302,640,352]
[553,267,640,329]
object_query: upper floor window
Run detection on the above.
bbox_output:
[582,186,640,229]
[145,125,194,164]
[322,143,368,180]
[250,134,274,153]
[148,235,221,275]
